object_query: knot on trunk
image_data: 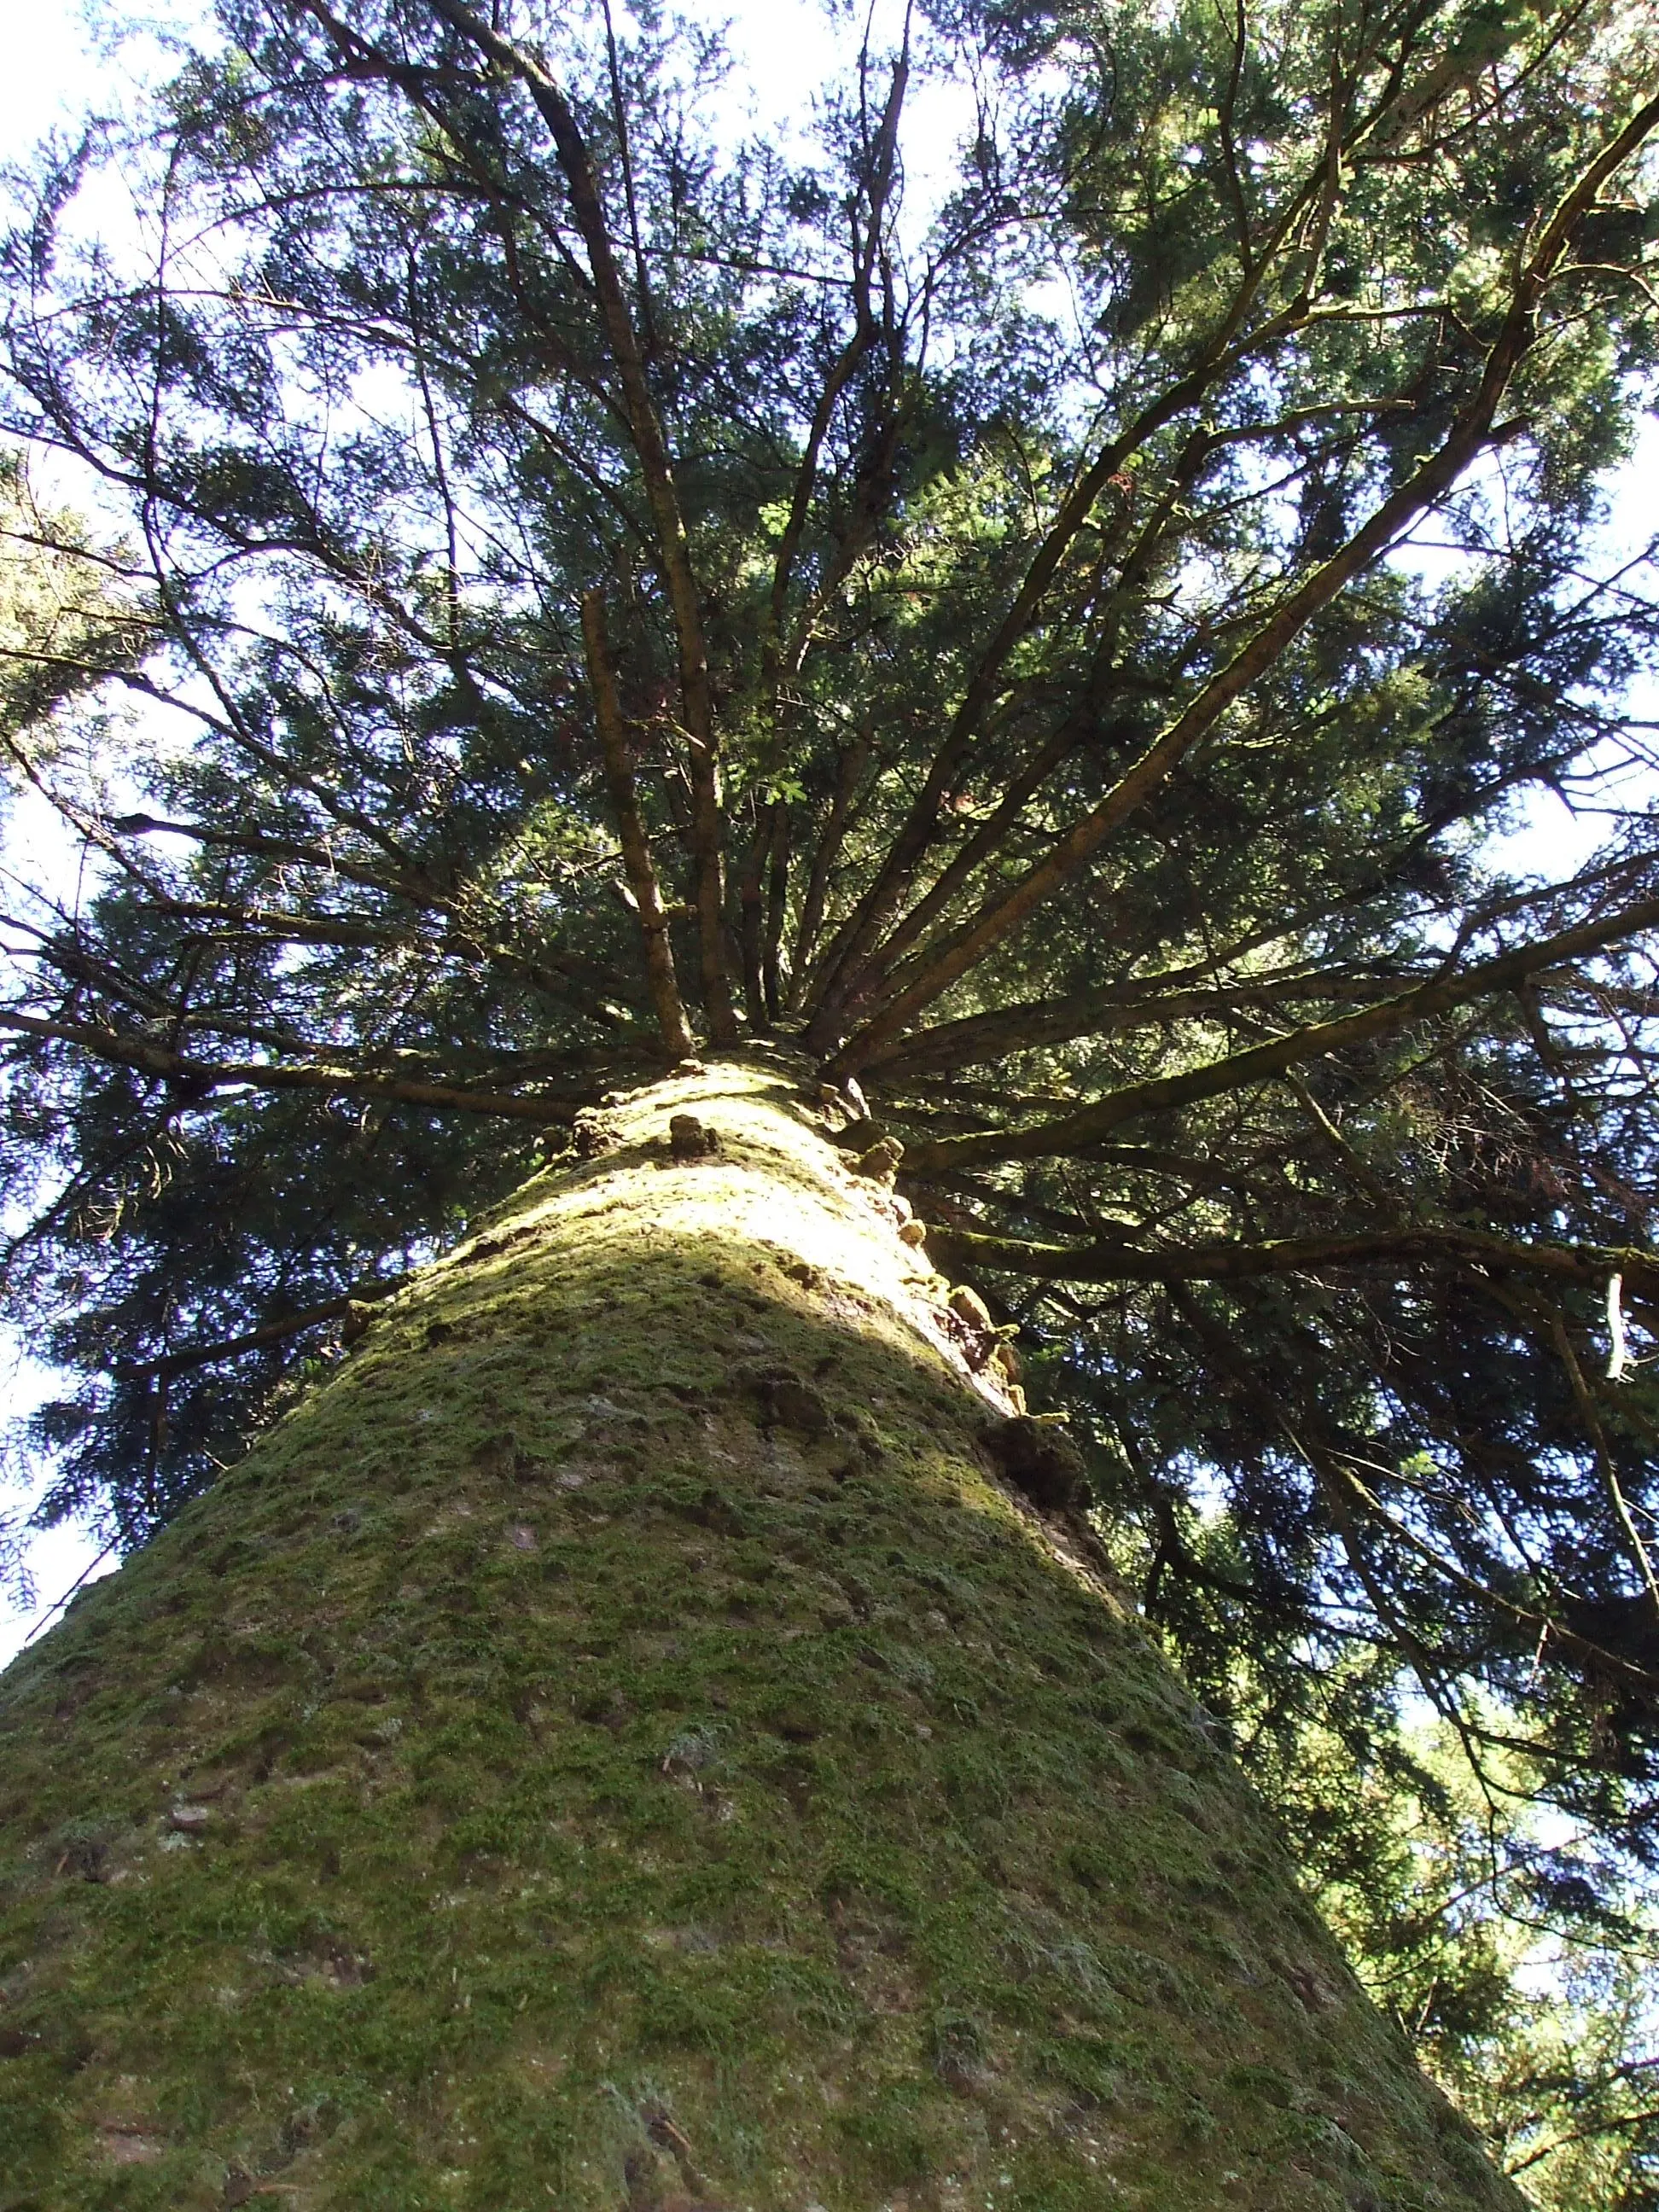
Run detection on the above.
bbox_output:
[726,1359,831,1434]
[852,1135,904,1185]
[944,1283,1012,1374]
[668,1113,723,1161]
[982,1414,1089,1510]
[571,1107,623,1157]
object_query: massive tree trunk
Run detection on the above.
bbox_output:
[0,1056,1517,2212]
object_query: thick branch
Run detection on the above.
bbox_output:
[788,734,872,1003]
[900,891,1659,1173]
[418,0,737,1040]
[0,1011,597,1125]
[802,301,1324,1032]
[870,967,1400,1080]
[113,1277,406,1382]
[580,591,695,1058]
[921,1221,1659,1302]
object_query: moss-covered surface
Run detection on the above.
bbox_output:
[0,1057,1519,2211]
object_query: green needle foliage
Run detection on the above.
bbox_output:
[3,0,1659,2193]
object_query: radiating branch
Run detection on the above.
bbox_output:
[112,1276,407,1382]
[417,0,738,1040]
[901,891,1659,1172]
[825,84,1659,1071]
[580,589,695,1059]
[0,1010,597,1125]
[921,1220,1659,1304]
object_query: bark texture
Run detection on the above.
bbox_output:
[0,1057,1519,2211]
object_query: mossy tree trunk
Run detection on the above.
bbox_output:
[0,1057,1519,2212]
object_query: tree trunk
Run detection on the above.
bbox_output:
[0,1055,1518,2211]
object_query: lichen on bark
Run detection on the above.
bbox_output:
[0,1056,1519,2209]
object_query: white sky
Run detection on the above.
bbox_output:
[0,0,1654,1664]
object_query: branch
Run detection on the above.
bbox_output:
[762,800,790,1023]
[842,406,1429,1016]
[1545,1307,1659,1613]
[600,0,657,363]
[112,1277,406,1382]
[900,889,1659,1173]
[765,40,907,683]
[826,84,1659,1070]
[787,733,872,1003]
[800,94,1423,1038]
[107,812,640,1028]
[737,795,777,1027]
[801,305,1332,1033]
[870,965,1402,1080]
[0,1010,597,1124]
[920,1221,1659,1302]
[580,590,695,1058]
[416,0,737,1040]
[1167,1284,1658,1702]
[847,709,1112,1006]
[1505,2104,1659,2179]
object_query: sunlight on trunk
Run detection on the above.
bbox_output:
[0,1057,1518,2209]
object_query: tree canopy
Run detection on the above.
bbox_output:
[3,0,1659,2190]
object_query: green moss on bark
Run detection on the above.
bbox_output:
[0,1060,1518,2211]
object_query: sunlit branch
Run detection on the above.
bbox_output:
[901,891,1659,1172]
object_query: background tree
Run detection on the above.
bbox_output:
[3,0,1659,2197]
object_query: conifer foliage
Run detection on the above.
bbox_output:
[3,0,1659,2186]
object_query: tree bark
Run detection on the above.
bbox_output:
[0,1057,1519,2210]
